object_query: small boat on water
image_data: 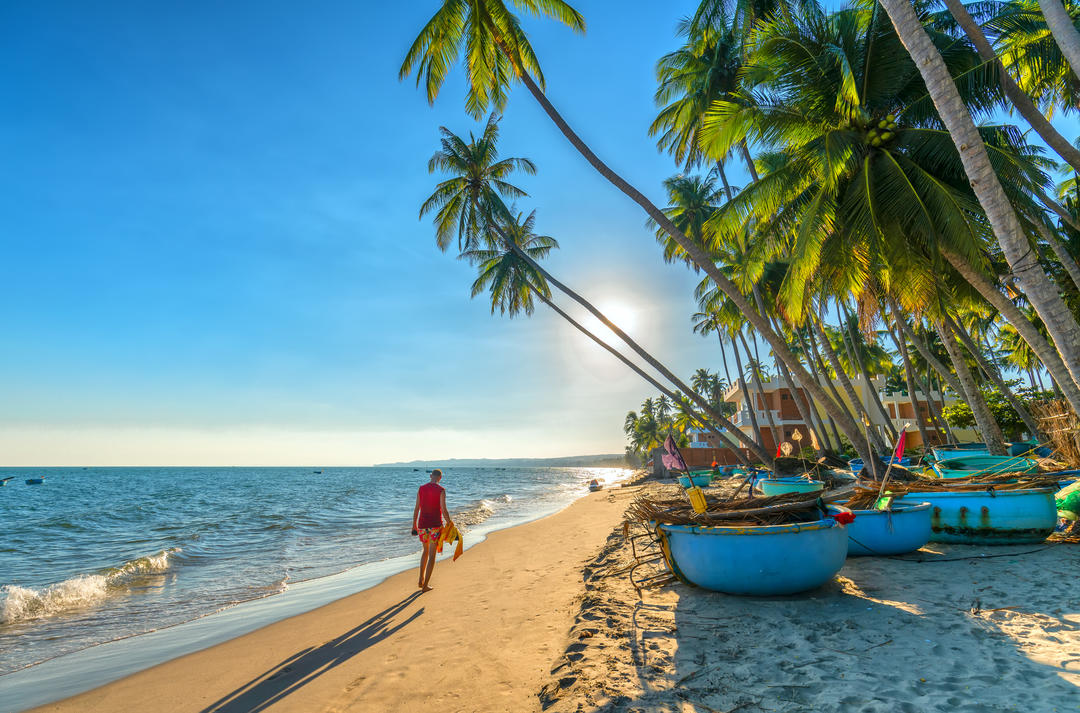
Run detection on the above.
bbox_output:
[588,479,603,492]
[831,502,932,556]
[932,454,1038,479]
[895,487,1058,544]
[312,470,323,474]
[25,478,44,485]
[677,474,712,488]
[655,517,849,595]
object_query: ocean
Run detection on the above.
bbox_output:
[0,466,630,685]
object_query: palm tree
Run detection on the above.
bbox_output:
[875,0,1080,401]
[1033,0,1080,83]
[402,0,880,467]
[462,210,753,464]
[420,117,769,460]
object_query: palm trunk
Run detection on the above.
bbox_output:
[885,318,935,449]
[716,332,734,386]
[949,315,1042,437]
[513,68,872,459]
[936,317,1008,454]
[739,140,759,183]
[531,286,751,465]
[879,0,1080,407]
[941,0,1080,172]
[805,323,877,469]
[494,223,772,462]
[715,160,734,201]
[839,301,898,440]
[941,249,1080,414]
[768,316,827,455]
[1037,0,1080,83]
[739,330,780,446]
[1034,221,1080,295]
[811,311,888,452]
[731,333,764,449]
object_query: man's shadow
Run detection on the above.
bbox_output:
[200,591,424,713]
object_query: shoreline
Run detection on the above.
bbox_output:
[15,482,643,712]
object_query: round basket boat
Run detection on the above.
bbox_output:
[930,443,989,461]
[895,487,1058,544]
[678,474,712,488]
[932,455,1038,479]
[849,456,911,475]
[654,518,848,595]
[759,477,824,496]
[830,502,932,556]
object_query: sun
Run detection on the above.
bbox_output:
[595,299,638,334]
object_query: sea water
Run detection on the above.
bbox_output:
[0,466,630,681]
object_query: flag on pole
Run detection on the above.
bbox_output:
[661,435,688,472]
[775,442,783,458]
[894,425,908,461]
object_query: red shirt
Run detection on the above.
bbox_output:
[416,482,444,529]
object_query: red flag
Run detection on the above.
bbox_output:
[894,427,907,461]
[776,442,783,458]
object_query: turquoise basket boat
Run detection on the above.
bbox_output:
[896,487,1058,544]
[930,443,989,461]
[759,477,824,496]
[678,474,712,488]
[655,518,848,595]
[832,502,932,556]
[931,454,1038,479]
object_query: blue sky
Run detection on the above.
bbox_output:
[1,0,743,465]
[1,2,1075,465]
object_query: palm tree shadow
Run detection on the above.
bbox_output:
[199,591,424,713]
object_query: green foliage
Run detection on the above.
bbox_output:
[942,390,1033,440]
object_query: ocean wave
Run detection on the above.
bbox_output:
[453,495,511,527]
[1,548,180,624]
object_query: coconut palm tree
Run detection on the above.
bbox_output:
[402,0,880,467]
[875,0,1080,400]
[421,117,770,460]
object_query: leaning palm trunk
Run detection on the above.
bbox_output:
[878,0,1080,402]
[530,285,751,465]
[811,312,889,452]
[941,250,1080,415]
[839,302,898,440]
[508,68,875,469]
[768,316,829,454]
[1033,221,1080,295]
[941,0,1080,172]
[936,317,1008,454]
[731,333,765,448]
[739,330,780,446]
[1037,0,1080,84]
[949,315,1042,437]
[796,328,847,450]
[889,297,966,396]
[884,318,935,449]
[491,222,772,463]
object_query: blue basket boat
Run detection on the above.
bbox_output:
[758,477,824,496]
[895,487,1058,544]
[931,454,1038,479]
[832,502,932,556]
[654,517,848,595]
[930,443,989,461]
[1007,441,1053,458]
[849,456,911,474]
[677,474,713,488]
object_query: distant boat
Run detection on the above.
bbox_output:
[0,477,12,487]
[26,478,44,485]
[588,479,603,492]
[312,470,323,474]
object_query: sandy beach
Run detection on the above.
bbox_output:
[28,484,643,713]
[26,477,1080,713]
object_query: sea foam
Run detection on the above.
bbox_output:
[0,548,179,624]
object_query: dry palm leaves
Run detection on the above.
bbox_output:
[626,489,829,527]
[1030,399,1079,466]
[845,473,1063,510]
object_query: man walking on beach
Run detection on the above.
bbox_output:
[412,469,452,592]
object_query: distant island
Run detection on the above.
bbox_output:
[375,454,629,468]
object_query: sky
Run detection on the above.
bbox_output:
[2,2,1077,466]
[0,0,747,465]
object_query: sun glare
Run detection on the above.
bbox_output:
[596,300,638,334]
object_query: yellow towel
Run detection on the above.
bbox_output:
[436,522,464,561]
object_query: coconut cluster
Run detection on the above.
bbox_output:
[866,113,898,147]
